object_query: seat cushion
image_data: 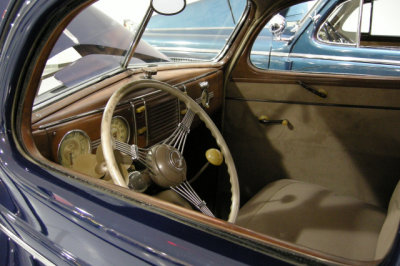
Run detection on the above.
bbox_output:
[237,179,386,260]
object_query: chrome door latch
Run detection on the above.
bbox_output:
[199,81,210,108]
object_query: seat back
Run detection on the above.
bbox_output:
[375,180,400,259]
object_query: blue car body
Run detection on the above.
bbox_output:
[265,0,400,76]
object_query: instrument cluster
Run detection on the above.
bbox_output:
[57,116,131,168]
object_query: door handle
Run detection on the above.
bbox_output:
[297,81,327,98]
[258,115,288,126]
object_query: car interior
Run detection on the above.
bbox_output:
[14,0,400,264]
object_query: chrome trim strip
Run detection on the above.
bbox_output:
[142,98,149,146]
[146,26,236,31]
[356,0,363,48]
[289,52,400,66]
[250,50,270,56]
[173,70,219,88]
[252,51,400,67]
[0,223,56,266]
[130,102,138,144]
[177,98,181,122]
[155,47,221,54]
[122,6,153,69]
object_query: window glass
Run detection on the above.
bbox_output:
[140,0,247,63]
[250,0,317,69]
[320,0,400,45]
[370,0,400,36]
[36,0,150,106]
[342,3,371,34]
[317,0,358,44]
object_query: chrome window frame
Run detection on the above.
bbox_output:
[315,0,360,47]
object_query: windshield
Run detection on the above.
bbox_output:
[35,0,151,108]
[35,0,247,109]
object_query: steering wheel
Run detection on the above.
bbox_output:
[101,79,239,223]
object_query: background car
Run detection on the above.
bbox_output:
[1,0,400,265]
[252,0,400,76]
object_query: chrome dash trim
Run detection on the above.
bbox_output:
[142,98,149,146]
[130,102,138,145]
[173,70,219,88]
[0,223,56,266]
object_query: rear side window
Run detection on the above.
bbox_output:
[318,0,400,48]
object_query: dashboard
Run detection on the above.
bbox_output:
[31,68,223,186]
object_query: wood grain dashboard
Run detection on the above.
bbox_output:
[32,68,224,165]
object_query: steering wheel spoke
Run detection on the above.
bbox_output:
[114,140,139,159]
[172,181,215,217]
[164,108,195,154]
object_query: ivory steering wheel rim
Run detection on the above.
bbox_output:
[101,79,239,223]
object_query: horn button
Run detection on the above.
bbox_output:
[147,144,187,187]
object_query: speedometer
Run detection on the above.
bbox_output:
[111,116,130,143]
[57,130,91,168]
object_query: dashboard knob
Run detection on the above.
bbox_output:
[142,67,157,79]
[205,148,223,166]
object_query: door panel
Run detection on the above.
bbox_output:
[224,81,400,208]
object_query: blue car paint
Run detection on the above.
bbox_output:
[256,0,400,76]
[0,1,295,264]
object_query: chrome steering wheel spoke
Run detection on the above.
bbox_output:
[172,181,215,217]
[113,140,152,169]
[114,140,139,160]
[164,108,195,154]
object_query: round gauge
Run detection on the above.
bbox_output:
[111,116,130,143]
[57,130,91,168]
